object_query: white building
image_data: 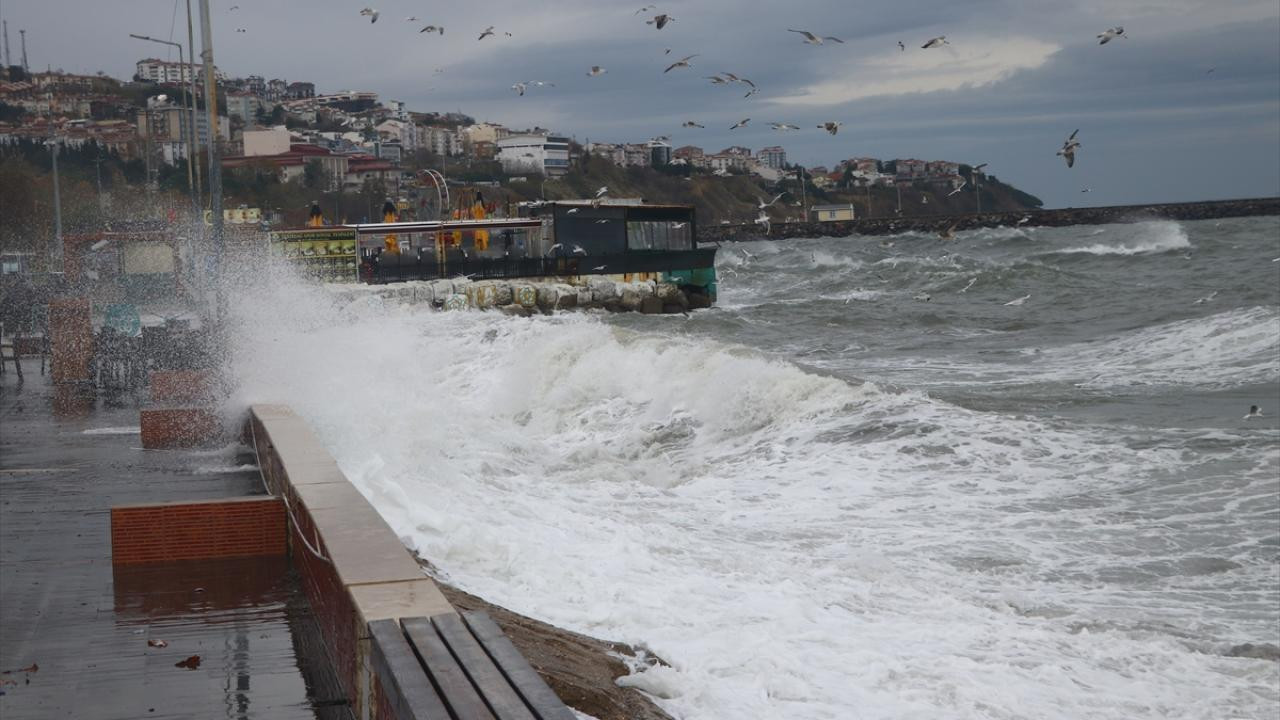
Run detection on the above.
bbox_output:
[419,125,463,157]
[242,128,291,157]
[496,134,570,176]
[757,146,787,169]
[462,122,510,146]
[375,119,417,153]
[135,58,222,84]
[225,92,264,125]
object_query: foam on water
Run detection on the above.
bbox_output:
[226,271,1279,720]
[1050,221,1192,256]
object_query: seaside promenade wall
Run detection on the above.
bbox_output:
[697,196,1280,243]
[247,404,454,719]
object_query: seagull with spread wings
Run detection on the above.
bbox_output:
[664,54,699,72]
[789,29,844,45]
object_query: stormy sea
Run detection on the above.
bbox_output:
[231,216,1280,719]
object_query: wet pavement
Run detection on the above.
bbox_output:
[1,360,351,719]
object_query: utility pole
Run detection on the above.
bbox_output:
[974,172,983,214]
[19,28,28,71]
[797,166,807,221]
[129,34,197,213]
[3,21,11,69]
[198,0,223,290]
[47,95,63,268]
[185,0,202,210]
[895,181,903,216]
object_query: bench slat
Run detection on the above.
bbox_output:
[433,613,539,720]
[369,619,451,720]
[463,612,578,720]
[403,616,497,720]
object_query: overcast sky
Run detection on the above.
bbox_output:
[6,0,1279,208]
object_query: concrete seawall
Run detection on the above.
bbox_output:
[326,276,713,315]
[698,196,1280,243]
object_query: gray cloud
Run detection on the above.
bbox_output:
[7,0,1278,206]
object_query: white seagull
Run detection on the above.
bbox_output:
[1244,405,1263,420]
[959,277,977,293]
[1057,129,1081,168]
[922,36,948,49]
[757,192,785,209]
[818,121,842,135]
[419,25,444,34]
[359,7,380,23]
[729,118,750,129]
[770,123,800,131]
[754,211,772,233]
[1004,294,1031,306]
[405,16,419,22]
[664,54,699,73]
[947,181,968,197]
[594,186,609,198]
[682,121,705,128]
[789,29,844,45]
[634,5,657,15]
[1097,27,1126,44]
[706,75,728,84]
[587,66,607,76]
[478,26,495,40]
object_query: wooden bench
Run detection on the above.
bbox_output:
[369,611,576,720]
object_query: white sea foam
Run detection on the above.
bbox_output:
[81,426,142,435]
[225,277,1279,720]
[1052,220,1192,256]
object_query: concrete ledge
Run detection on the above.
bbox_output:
[247,404,454,719]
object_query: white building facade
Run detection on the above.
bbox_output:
[496,134,570,176]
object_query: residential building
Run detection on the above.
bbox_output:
[419,125,463,157]
[926,161,959,177]
[286,81,315,99]
[221,143,351,190]
[244,75,266,96]
[673,145,705,167]
[135,58,221,84]
[706,153,750,172]
[265,79,288,101]
[243,127,291,156]
[895,158,927,179]
[225,92,264,125]
[462,122,510,147]
[496,134,570,176]
[757,145,786,169]
[721,145,753,158]
[136,105,229,149]
[375,119,417,152]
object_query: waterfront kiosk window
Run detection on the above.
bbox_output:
[625,206,695,251]
[552,206,627,255]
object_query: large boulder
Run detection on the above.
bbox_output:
[554,283,578,310]
[655,282,682,301]
[512,284,538,308]
[620,288,642,311]
[494,282,514,306]
[467,282,498,309]
[444,293,468,311]
[640,296,663,314]
[687,292,712,310]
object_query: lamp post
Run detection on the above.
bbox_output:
[128,33,199,215]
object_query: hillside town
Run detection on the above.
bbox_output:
[0,56,1001,224]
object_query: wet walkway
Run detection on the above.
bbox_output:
[0,360,351,719]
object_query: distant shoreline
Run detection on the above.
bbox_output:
[698,196,1280,242]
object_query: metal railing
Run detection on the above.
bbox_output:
[368,248,717,285]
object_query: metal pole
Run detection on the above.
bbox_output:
[198,0,223,287]
[185,0,202,211]
[975,174,982,214]
[175,42,195,204]
[50,138,63,269]
[896,182,902,215]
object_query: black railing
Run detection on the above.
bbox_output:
[368,248,716,285]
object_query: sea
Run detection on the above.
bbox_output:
[229,216,1280,720]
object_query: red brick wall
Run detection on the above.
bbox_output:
[150,369,216,404]
[49,297,93,383]
[111,497,286,565]
[140,407,222,448]
[289,496,361,702]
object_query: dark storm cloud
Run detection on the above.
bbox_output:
[6,0,1277,206]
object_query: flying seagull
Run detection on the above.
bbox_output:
[478,26,495,40]
[405,16,419,21]
[1004,294,1031,306]
[647,14,674,29]
[818,121,842,135]
[959,277,977,293]
[228,4,240,10]
[512,82,526,96]
[743,87,760,98]
[1057,129,1081,168]
[682,121,705,128]
[922,36,948,49]
[664,54,699,72]
[1244,405,1263,420]
[947,181,968,197]
[634,4,657,15]
[665,47,672,54]
[419,25,444,34]
[587,66,607,76]
[1081,187,1092,193]
[706,74,728,84]
[754,211,772,233]
[1097,27,1126,44]
[972,162,988,172]
[236,28,246,32]
[770,123,800,131]
[359,7,380,23]
[789,29,844,45]
[757,192,785,209]
[729,118,750,129]
[592,265,608,271]
[898,40,905,51]
[594,186,609,198]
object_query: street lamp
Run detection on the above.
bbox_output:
[971,162,988,215]
[128,33,199,214]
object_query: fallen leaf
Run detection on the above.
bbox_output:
[175,655,201,670]
[147,639,168,648]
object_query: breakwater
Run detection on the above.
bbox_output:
[698,196,1280,242]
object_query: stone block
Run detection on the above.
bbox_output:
[640,296,663,314]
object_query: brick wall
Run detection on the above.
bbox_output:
[150,369,217,404]
[49,297,93,383]
[140,407,222,448]
[111,497,286,565]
